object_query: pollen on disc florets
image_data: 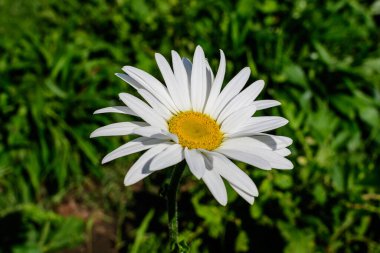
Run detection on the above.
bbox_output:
[168,111,223,150]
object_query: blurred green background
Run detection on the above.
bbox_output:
[1,0,380,252]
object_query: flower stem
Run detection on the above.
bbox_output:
[167,162,185,252]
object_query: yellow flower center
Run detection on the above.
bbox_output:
[168,111,223,150]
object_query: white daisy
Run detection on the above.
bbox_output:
[91,46,293,206]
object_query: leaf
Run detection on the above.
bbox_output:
[192,193,225,238]
[313,184,327,205]
[282,64,308,87]
[235,231,249,252]
[359,107,380,127]
[130,209,155,253]
[277,221,316,253]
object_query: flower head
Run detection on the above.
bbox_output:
[91,46,293,205]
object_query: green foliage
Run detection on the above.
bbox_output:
[1,0,379,252]
[130,210,155,253]
[0,205,84,253]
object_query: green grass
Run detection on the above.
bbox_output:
[1,0,380,252]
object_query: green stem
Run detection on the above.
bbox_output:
[167,162,185,252]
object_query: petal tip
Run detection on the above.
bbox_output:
[89,129,100,138]
[154,52,162,59]
[219,199,228,206]
[256,79,265,86]
[124,177,133,186]
[121,66,129,72]
[119,92,128,100]
[195,45,205,55]
[243,66,252,74]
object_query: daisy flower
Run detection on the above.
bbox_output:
[91,46,293,205]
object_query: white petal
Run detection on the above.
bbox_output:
[191,46,207,112]
[205,59,214,98]
[137,89,173,120]
[274,148,291,156]
[227,116,289,137]
[216,148,271,170]
[122,66,178,113]
[102,137,166,164]
[220,104,256,133]
[210,67,251,118]
[217,80,264,122]
[206,60,215,83]
[90,122,148,138]
[219,139,293,169]
[115,73,144,89]
[149,144,184,171]
[172,51,191,110]
[182,57,192,91]
[93,106,138,116]
[119,93,168,130]
[206,152,258,196]
[230,183,255,205]
[250,149,293,169]
[253,100,281,110]
[184,148,206,179]
[204,50,226,115]
[202,168,228,206]
[243,80,264,101]
[155,53,187,110]
[133,126,178,142]
[249,134,293,149]
[221,137,278,151]
[124,143,171,186]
